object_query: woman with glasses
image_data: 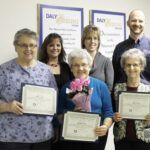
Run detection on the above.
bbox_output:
[58,49,113,150]
[81,25,114,91]
[0,28,57,150]
[113,48,150,150]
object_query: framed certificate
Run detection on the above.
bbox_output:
[62,111,101,142]
[118,92,150,119]
[22,84,57,115]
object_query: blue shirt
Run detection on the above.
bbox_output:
[58,77,113,119]
[112,35,150,84]
[0,59,57,143]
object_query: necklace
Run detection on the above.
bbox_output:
[49,63,59,67]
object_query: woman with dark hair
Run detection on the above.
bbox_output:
[39,33,73,150]
[39,33,73,90]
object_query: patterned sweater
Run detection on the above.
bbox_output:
[113,83,150,143]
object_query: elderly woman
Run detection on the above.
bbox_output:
[58,49,113,150]
[81,25,114,91]
[0,28,57,150]
[113,48,150,150]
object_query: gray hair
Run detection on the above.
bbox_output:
[68,48,93,67]
[120,48,146,70]
[13,28,38,45]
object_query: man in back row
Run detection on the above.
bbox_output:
[112,9,150,85]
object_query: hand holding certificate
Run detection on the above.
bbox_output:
[118,92,150,119]
[22,84,57,115]
[62,111,101,142]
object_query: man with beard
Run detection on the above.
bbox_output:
[112,9,150,85]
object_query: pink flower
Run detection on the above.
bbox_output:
[69,78,90,94]
[68,78,92,112]
[76,84,82,91]
[83,79,90,86]
[70,81,77,92]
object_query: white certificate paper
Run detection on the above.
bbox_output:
[119,92,150,119]
[22,84,57,115]
[62,111,101,142]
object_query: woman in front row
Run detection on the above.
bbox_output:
[58,49,113,150]
[0,28,57,150]
[113,48,150,150]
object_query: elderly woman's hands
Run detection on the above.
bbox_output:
[8,100,23,115]
[145,113,150,121]
[95,125,108,137]
[114,112,123,122]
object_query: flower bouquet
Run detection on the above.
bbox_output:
[66,78,93,112]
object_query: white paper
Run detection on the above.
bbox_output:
[22,85,57,115]
[119,92,150,119]
[62,111,101,141]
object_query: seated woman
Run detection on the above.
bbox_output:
[113,48,150,150]
[58,49,113,150]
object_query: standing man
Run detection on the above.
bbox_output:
[112,9,150,85]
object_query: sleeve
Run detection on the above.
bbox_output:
[100,82,114,118]
[0,66,5,100]
[104,58,114,91]
[48,69,58,92]
[112,45,120,84]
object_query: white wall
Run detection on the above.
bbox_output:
[0,0,150,64]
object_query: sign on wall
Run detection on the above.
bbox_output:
[90,10,126,59]
[38,4,83,54]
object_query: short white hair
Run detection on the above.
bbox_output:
[120,48,146,70]
[68,48,93,67]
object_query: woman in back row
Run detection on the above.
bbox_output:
[81,24,114,91]
[39,33,73,150]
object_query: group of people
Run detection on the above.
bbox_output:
[0,9,150,150]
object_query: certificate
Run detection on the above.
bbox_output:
[119,92,150,119]
[62,111,101,142]
[22,84,57,115]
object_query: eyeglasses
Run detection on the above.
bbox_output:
[85,37,98,41]
[72,63,89,68]
[125,63,141,68]
[16,43,37,49]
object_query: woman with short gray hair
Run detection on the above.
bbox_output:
[113,48,150,150]
[120,48,146,70]
[68,48,93,68]
[58,48,113,150]
[0,28,57,150]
